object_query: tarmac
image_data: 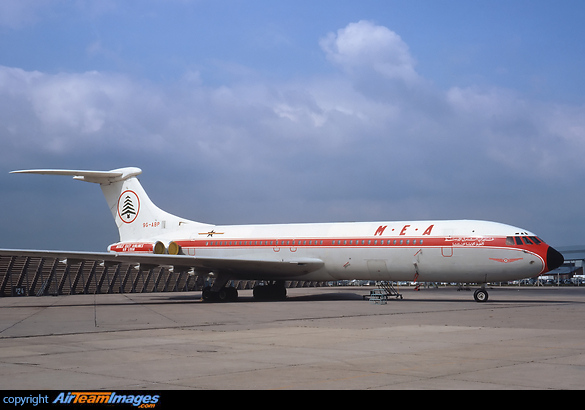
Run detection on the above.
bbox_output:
[1,285,585,390]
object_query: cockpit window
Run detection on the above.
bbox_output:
[515,237,523,245]
[507,236,542,246]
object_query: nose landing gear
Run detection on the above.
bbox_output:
[474,287,489,302]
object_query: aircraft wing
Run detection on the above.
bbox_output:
[0,249,324,279]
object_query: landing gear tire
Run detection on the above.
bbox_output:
[218,287,238,302]
[474,288,489,303]
[202,286,213,302]
[253,282,287,301]
[202,286,238,302]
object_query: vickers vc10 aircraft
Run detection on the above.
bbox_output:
[1,167,564,303]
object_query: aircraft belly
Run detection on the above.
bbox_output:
[319,248,406,281]
[190,245,544,283]
[414,247,544,283]
[321,247,544,283]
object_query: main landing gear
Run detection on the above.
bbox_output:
[201,280,287,302]
[202,286,238,302]
[252,281,287,301]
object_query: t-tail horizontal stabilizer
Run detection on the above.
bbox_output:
[10,167,142,184]
[10,167,211,242]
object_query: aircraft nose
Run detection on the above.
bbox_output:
[547,246,564,272]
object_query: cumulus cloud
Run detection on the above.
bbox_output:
[320,20,419,84]
[0,67,168,156]
[1,21,581,181]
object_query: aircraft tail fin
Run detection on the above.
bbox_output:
[11,167,210,242]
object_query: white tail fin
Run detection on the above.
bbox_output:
[11,167,211,242]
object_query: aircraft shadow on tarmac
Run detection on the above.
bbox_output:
[3,288,584,309]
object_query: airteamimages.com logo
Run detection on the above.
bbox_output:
[3,392,160,408]
[53,392,159,407]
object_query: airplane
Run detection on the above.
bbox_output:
[0,167,564,303]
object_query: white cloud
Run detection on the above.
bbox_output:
[1,18,582,181]
[320,20,420,84]
[32,72,109,134]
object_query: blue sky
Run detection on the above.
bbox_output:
[0,0,584,250]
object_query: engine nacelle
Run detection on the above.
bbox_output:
[108,241,182,255]
[167,241,182,255]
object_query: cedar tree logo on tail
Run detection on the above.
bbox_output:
[117,190,140,223]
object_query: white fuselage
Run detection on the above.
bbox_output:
[109,219,551,284]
